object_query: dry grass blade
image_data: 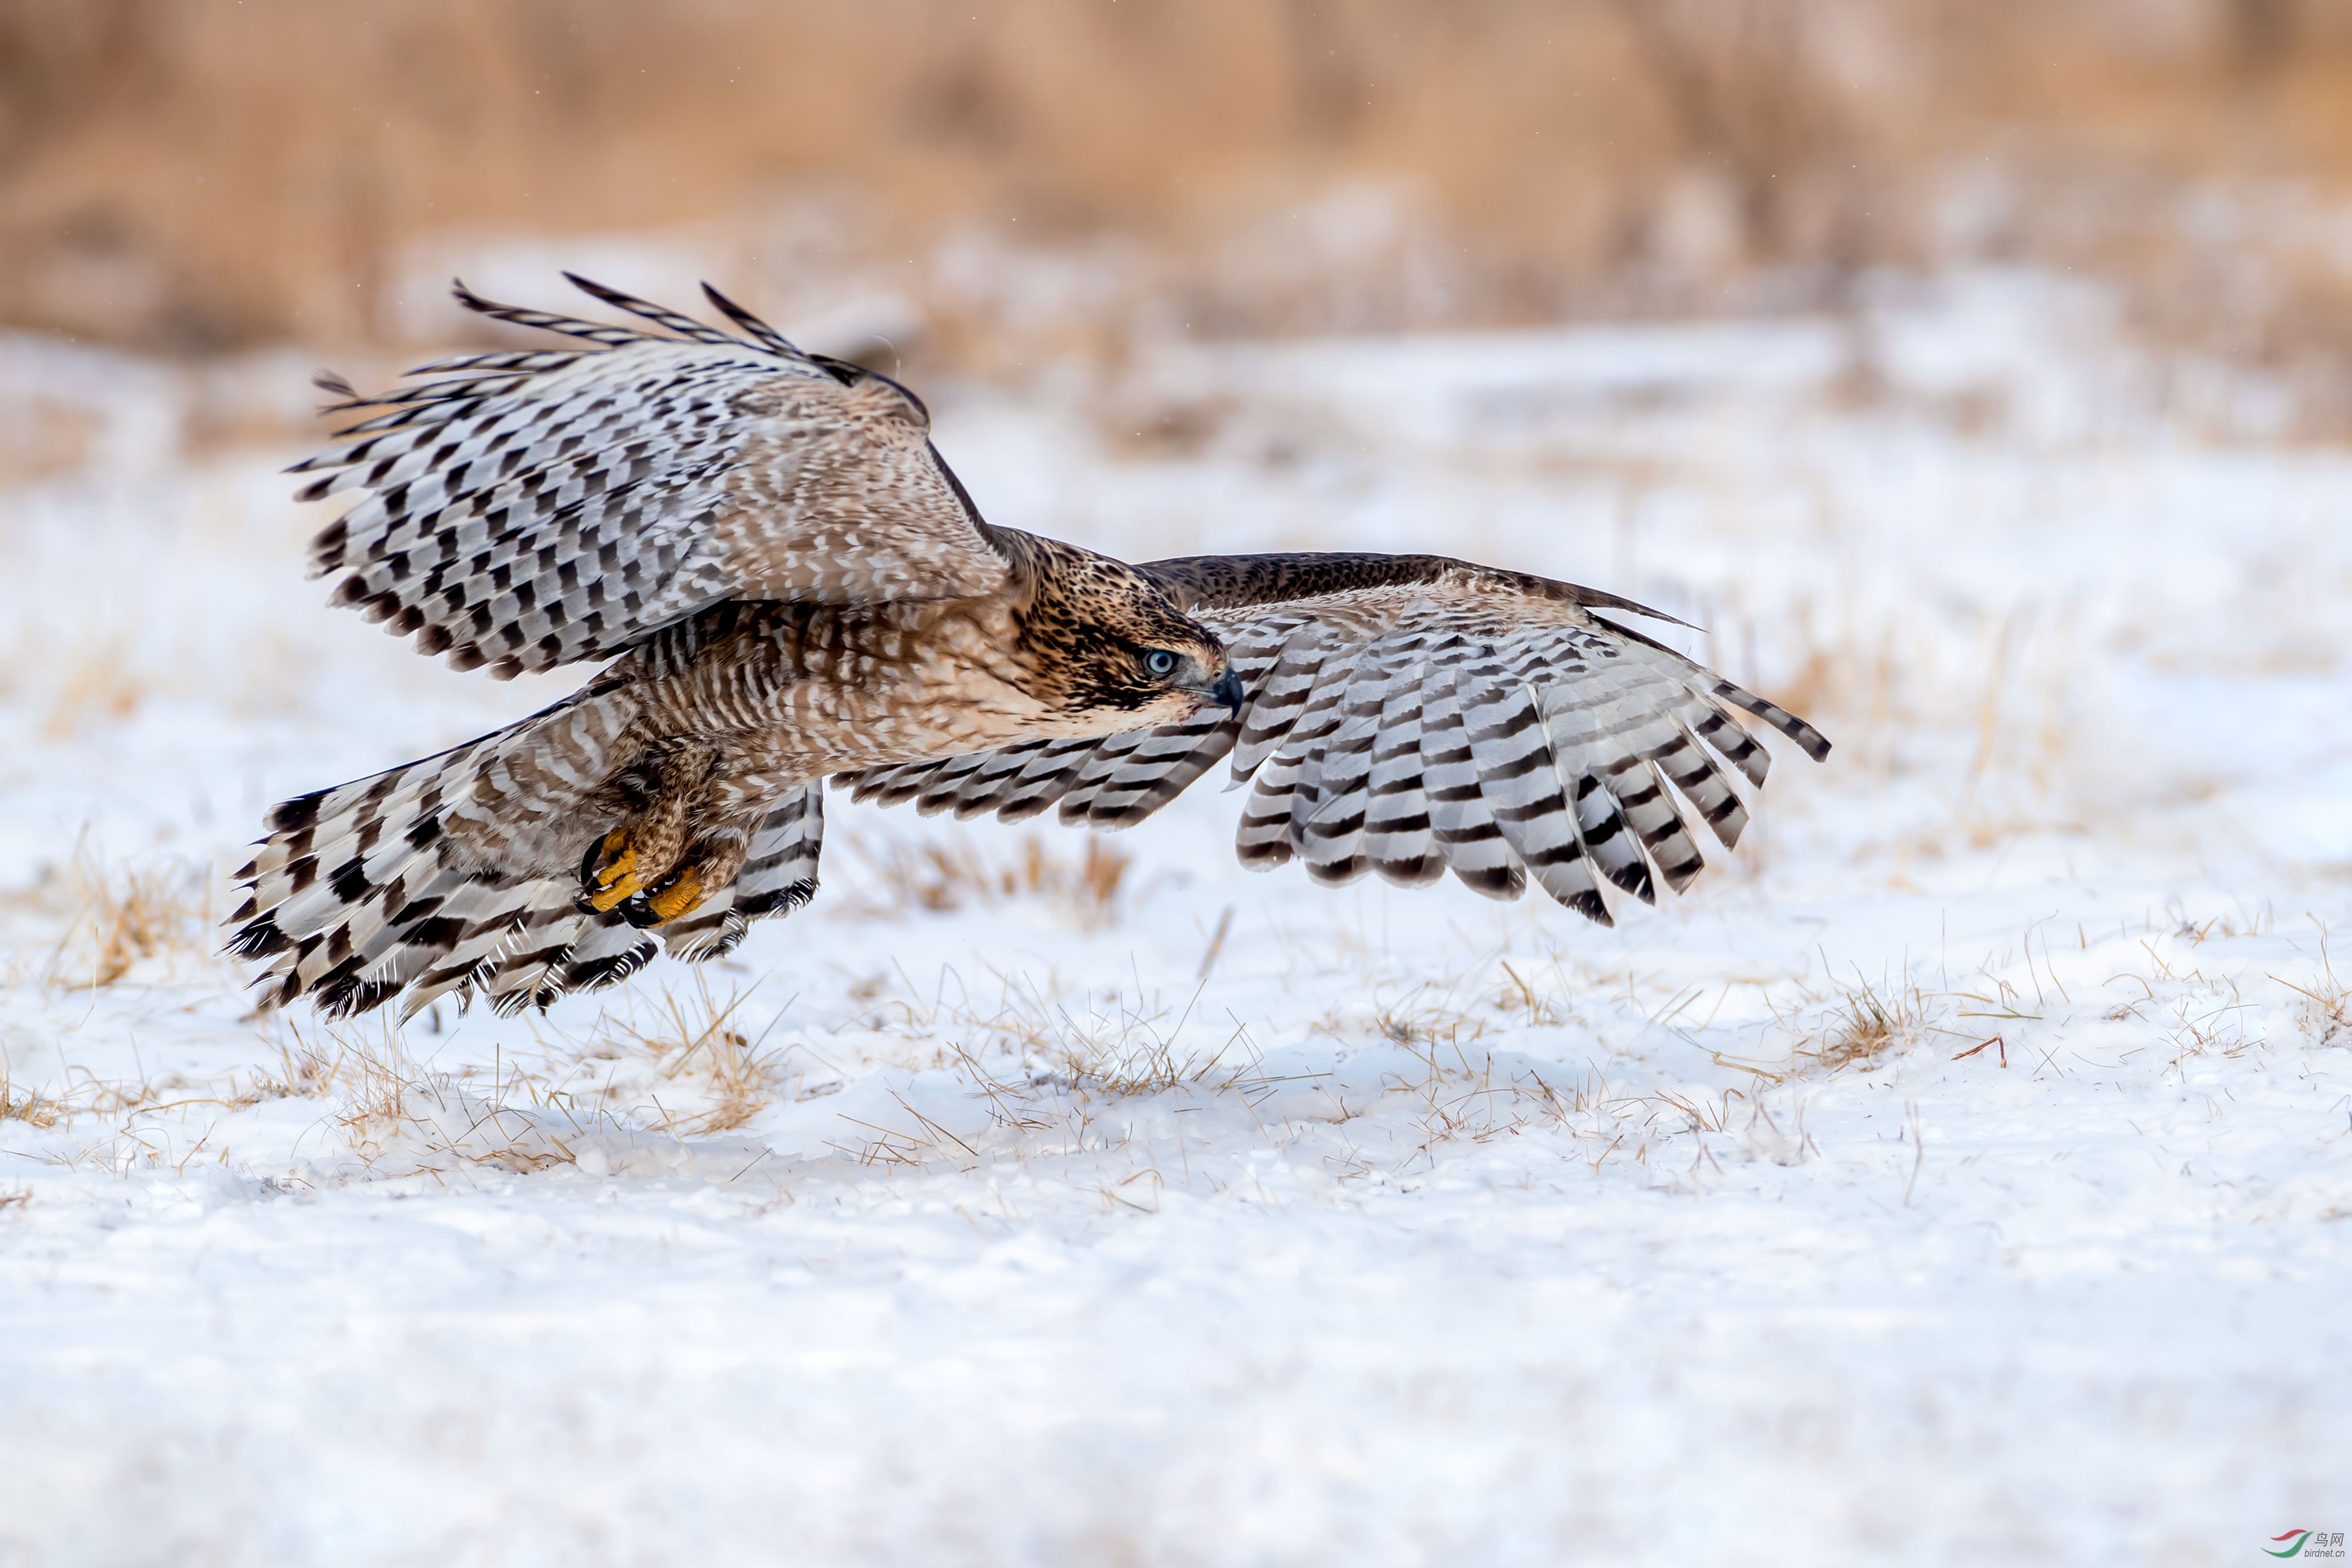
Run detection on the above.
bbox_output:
[0,1064,63,1129]
[1029,979,1248,1098]
[531,972,797,1138]
[8,839,216,991]
[1496,961,1568,1027]
[250,1016,602,1179]
[2271,936,2350,1049]
[1787,975,1940,1075]
[841,831,1130,930]
[318,1024,436,1151]
[0,1051,168,1132]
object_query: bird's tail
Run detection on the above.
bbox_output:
[226,722,824,1020]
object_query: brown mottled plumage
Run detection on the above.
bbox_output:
[229,278,1829,1019]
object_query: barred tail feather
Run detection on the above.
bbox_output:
[226,728,643,1018]
[228,738,827,1019]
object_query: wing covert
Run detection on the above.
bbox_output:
[291,276,1011,678]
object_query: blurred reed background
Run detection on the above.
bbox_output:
[1,0,2350,412]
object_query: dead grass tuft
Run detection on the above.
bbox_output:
[841,831,1130,930]
[323,1048,417,1152]
[4,839,216,991]
[147,984,799,1183]
[313,1023,593,1178]
[1495,960,1571,1028]
[946,968,1251,1098]
[0,1052,168,1139]
[1785,975,1941,1075]
[67,853,209,989]
[0,1064,62,1129]
[39,644,146,739]
[1044,1006,1252,1099]
[2273,937,2350,1049]
[1371,994,1492,1053]
[555,976,794,1135]
[248,1035,342,1102]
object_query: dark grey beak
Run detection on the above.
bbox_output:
[1208,667,1246,717]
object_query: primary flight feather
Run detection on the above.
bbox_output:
[229,276,1829,1019]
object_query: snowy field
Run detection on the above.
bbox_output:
[1,271,2348,1566]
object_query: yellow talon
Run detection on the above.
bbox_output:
[587,833,643,911]
[644,874,705,924]
[592,832,634,887]
[587,872,643,912]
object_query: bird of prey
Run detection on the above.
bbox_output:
[228,276,1829,1019]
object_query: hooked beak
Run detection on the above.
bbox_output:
[1207,666,1246,717]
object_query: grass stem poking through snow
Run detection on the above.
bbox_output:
[840,831,1130,928]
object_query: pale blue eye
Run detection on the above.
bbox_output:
[1145,650,1178,677]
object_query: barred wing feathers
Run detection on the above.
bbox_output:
[229,751,825,1021]
[291,275,1008,678]
[841,553,1829,925]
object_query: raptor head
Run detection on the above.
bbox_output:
[1004,536,1241,731]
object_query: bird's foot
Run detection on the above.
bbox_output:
[628,830,750,927]
[612,829,750,928]
[580,745,717,915]
[583,826,660,912]
[582,823,748,928]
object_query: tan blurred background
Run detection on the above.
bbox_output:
[3,0,2351,409]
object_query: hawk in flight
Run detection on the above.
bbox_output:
[229,276,1829,1018]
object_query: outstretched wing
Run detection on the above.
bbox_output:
[838,553,1829,924]
[292,275,1011,678]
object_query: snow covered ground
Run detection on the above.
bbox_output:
[1,271,2347,1566]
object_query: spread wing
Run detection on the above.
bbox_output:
[290,275,1011,678]
[838,553,1830,924]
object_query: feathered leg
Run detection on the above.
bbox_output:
[577,743,757,927]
